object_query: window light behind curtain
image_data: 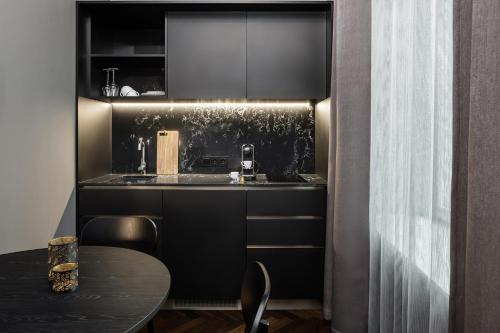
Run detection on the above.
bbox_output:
[369,0,453,332]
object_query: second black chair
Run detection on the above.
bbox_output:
[241,261,271,333]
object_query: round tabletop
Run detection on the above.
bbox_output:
[0,246,171,333]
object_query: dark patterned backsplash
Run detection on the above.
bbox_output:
[111,102,315,179]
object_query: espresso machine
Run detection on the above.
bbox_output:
[241,144,256,181]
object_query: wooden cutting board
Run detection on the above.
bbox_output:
[156,130,179,175]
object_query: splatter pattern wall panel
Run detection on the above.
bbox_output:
[111,101,314,180]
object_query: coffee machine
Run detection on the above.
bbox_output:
[241,144,256,181]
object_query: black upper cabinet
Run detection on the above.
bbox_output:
[91,11,165,56]
[77,4,331,100]
[247,11,327,99]
[167,12,246,99]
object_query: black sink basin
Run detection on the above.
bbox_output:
[121,175,158,182]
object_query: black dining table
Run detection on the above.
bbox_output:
[0,246,171,333]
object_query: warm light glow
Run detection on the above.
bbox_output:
[110,100,313,110]
[315,98,331,114]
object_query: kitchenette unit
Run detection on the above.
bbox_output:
[76,1,332,305]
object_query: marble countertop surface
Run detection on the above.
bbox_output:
[79,173,327,187]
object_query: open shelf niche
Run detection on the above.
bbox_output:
[78,5,166,98]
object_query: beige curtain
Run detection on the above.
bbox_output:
[323,1,372,332]
[450,0,500,332]
[324,1,500,332]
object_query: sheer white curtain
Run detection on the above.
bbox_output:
[369,0,453,332]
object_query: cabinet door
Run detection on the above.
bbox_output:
[163,189,246,299]
[247,248,324,299]
[247,11,327,99]
[247,217,325,246]
[167,12,246,99]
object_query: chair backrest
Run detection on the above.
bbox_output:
[80,216,158,255]
[241,261,271,333]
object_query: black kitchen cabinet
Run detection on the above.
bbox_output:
[246,11,327,99]
[167,12,246,99]
[162,189,246,299]
[77,3,331,100]
[246,187,326,299]
[247,248,324,299]
[90,8,165,56]
[78,185,326,300]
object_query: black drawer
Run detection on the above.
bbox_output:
[247,247,324,299]
[79,189,162,216]
[247,188,326,216]
[247,217,325,246]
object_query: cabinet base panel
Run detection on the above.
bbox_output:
[163,299,321,311]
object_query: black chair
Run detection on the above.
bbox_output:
[80,216,158,255]
[80,216,158,333]
[241,261,271,333]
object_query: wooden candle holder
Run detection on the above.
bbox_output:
[51,263,78,293]
[48,236,78,282]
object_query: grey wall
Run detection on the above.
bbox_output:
[0,0,76,254]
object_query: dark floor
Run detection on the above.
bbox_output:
[140,310,331,333]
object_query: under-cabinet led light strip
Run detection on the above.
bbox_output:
[110,100,313,110]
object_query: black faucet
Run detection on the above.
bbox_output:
[137,137,149,174]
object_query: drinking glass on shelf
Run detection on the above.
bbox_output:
[102,68,111,96]
[109,68,119,97]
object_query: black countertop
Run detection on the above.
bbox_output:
[79,173,327,187]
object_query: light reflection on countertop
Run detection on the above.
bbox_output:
[79,173,327,187]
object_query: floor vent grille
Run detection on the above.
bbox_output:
[167,299,239,310]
